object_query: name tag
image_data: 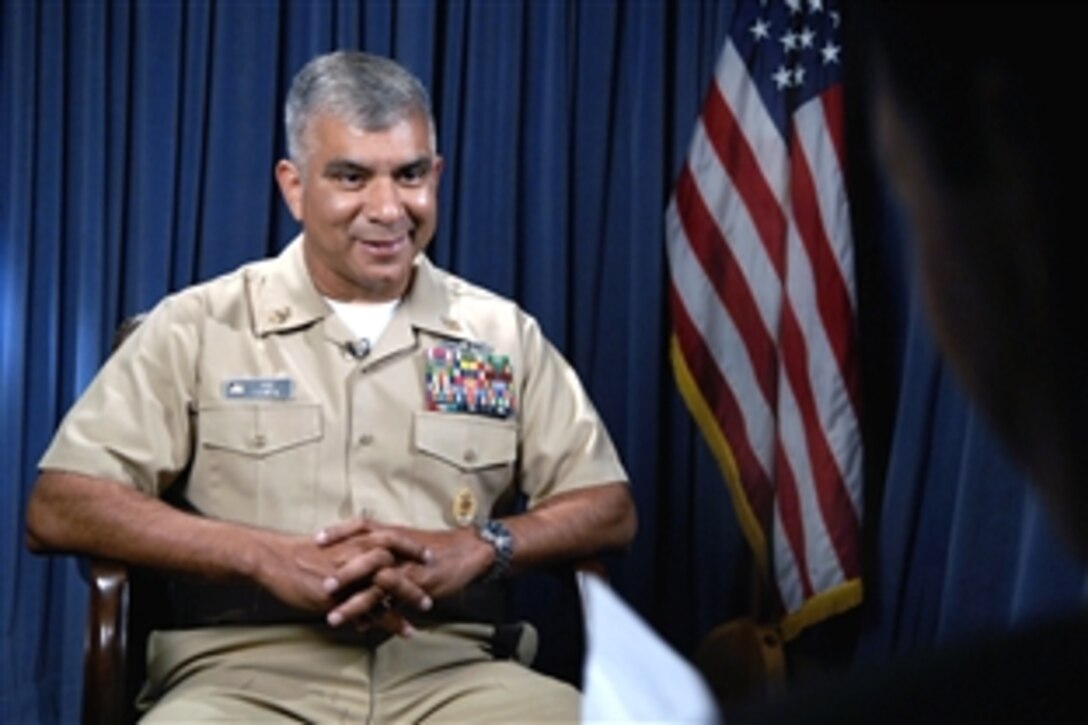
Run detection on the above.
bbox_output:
[222,378,295,401]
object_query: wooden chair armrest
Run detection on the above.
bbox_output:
[574,558,609,582]
[82,558,131,725]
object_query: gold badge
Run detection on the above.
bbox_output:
[452,487,478,527]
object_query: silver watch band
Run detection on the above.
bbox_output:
[478,519,514,582]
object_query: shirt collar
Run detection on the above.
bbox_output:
[248,234,474,342]
[249,235,328,336]
[398,255,475,342]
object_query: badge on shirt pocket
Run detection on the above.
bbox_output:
[423,342,515,418]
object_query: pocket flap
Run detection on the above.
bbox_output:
[201,404,323,458]
[414,411,517,471]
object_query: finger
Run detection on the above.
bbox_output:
[369,607,416,638]
[326,585,388,627]
[365,529,433,565]
[324,548,396,595]
[373,566,433,612]
[315,517,375,546]
[327,588,417,637]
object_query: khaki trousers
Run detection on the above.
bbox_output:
[139,622,580,723]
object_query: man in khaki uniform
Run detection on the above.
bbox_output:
[26,50,637,722]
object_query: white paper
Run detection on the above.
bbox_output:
[579,572,721,724]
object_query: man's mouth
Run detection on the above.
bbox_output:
[357,235,410,256]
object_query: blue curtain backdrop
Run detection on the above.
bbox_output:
[2,1,1085,722]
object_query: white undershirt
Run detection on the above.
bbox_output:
[325,297,399,347]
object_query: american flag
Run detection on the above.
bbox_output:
[666,0,862,638]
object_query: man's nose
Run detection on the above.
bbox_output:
[361,176,404,224]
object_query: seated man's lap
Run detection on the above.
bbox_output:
[140,622,580,723]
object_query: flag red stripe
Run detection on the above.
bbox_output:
[788,122,862,416]
[773,435,816,600]
[701,83,787,278]
[674,164,778,407]
[669,282,775,522]
[779,303,860,577]
[821,84,846,171]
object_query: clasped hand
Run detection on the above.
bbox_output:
[262,519,491,636]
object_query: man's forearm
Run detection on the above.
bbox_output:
[501,481,637,575]
[25,469,266,581]
[27,469,433,622]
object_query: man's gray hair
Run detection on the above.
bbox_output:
[285,50,435,166]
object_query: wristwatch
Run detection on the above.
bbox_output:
[477,519,515,582]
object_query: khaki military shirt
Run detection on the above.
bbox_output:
[41,237,628,534]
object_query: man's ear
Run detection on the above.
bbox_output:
[275,159,304,221]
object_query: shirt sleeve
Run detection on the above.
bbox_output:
[38,292,202,496]
[515,311,629,507]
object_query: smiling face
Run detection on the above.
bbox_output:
[276,112,443,302]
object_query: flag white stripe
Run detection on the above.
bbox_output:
[783,207,858,513]
[686,120,783,357]
[790,101,864,518]
[794,100,858,309]
[716,42,790,213]
[666,201,776,476]
[773,503,804,611]
[776,346,847,591]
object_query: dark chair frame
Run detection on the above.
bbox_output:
[81,314,156,724]
[83,561,138,724]
[83,560,129,723]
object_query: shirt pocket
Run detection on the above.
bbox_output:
[189,404,324,531]
[412,411,518,526]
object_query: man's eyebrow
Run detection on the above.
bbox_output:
[397,157,434,175]
[323,159,369,176]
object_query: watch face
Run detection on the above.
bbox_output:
[485,520,512,548]
[480,520,514,582]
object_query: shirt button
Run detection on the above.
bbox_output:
[250,433,267,449]
[463,449,478,464]
[358,433,374,446]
